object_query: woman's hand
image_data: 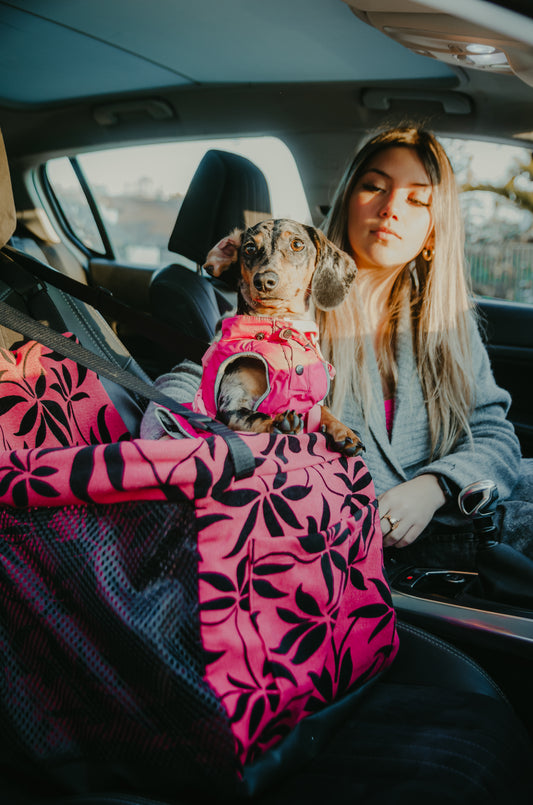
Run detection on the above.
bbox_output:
[378,475,446,548]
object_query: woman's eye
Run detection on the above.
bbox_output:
[291,238,304,252]
[243,243,257,255]
[362,182,384,193]
[410,197,431,207]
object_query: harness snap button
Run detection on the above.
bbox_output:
[255,332,265,340]
[295,364,304,375]
[281,328,292,339]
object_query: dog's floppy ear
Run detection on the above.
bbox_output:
[203,228,243,277]
[308,227,357,310]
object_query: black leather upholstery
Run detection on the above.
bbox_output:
[150,263,224,343]
[19,624,532,805]
[167,149,271,264]
[149,150,272,345]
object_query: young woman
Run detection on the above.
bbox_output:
[318,125,531,566]
[142,125,532,566]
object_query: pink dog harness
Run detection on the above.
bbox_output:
[193,315,335,432]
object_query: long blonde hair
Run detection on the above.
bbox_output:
[318,126,475,458]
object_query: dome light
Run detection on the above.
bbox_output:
[466,43,497,55]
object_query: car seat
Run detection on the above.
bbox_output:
[0,134,150,437]
[149,149,272,345]
[0,133,532,805]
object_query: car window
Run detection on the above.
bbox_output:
[440,137,533,304]
[45,157,107,254]
[45,137,311,268]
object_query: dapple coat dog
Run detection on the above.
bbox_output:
[194,218,364,456]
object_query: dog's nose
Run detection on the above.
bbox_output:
[253,271,279,292]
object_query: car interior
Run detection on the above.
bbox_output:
[1,0,533,803]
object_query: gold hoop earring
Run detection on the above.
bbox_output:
[422,247,433,263]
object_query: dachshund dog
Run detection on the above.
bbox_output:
[193,218,364,456]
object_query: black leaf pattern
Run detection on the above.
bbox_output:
[269,493,302,529]
[348,603,389,620]
[273,471,287,489]
[369,576,394,608]
[95,404,112,444]
[369,609,394,642]
[308,665,333,702]
[276,607,307,625]
[236,555,248,591]
[262,497,284,537]
[200,572,236,593]
[34,372,46,398]
[15,404,38,437]
[210,451,235,497]
[252,579,288,599]
[212,486,260,508]
[69,446,97,503]
[298,532,326,553]
[272,623,310,655]
[102,444,126,491]
[349,566,367,591]
[295,584,321,616]
[230,692,252,725]
[292,623,328,665]
[254,562,294,576]
[193,456,213,500]
[320,495,331,531]
[199,596,236,611]
[225,500,260,558]
[281,484,311,501]
[274,439,288,464]
[320,552,334,604]
[28,478,61,498]
[337,648,354,694]
[12,479,29,506]
[248,697,266,739]
[0,395,26,415]
[262,659,298,685]
[287,435,301,453]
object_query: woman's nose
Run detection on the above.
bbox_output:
[379,191,399,218]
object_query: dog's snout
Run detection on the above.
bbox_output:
[253,271,279,293]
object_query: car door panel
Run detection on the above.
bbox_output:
[478,298,533,457]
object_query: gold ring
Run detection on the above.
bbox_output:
[382,514,400,532]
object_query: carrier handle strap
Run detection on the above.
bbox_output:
[0,300,256,480]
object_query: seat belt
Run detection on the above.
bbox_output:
[0,245,209,364]
[0,299,255,481]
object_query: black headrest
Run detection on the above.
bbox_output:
[168,150,272,264]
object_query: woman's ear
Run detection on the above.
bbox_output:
[308,227,357,310]
[423,231,435,254]
[203,228,243,277]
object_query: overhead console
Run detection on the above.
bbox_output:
[343,0,533,87]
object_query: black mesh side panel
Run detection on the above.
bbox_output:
[0,501,238,800]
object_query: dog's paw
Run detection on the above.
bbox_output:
[321,424,365,456]
[272,410,304,435]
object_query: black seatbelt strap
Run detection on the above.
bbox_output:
[0,300,255,480]
[0,246,209,364]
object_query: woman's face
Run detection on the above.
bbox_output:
[347,146,434,272]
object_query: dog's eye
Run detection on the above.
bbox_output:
[243,243,257,256]
[290,238,305,252]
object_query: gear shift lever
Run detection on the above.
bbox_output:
[458,480,499,546]
[459,480,533,609]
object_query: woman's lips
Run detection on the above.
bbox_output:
[371,226,400,240]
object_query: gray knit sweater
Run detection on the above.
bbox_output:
[140,320,521,525]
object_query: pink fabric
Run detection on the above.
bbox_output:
[193,316,335,432]
[0,336,129,452]
[0,337,399,770]
[384,398,395,438]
